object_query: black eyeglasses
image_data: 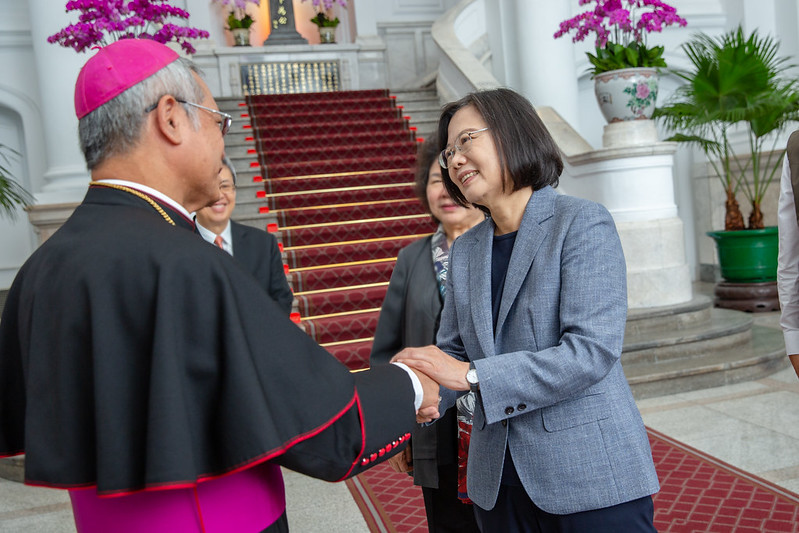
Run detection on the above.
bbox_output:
[439,127,489,169]
[144,99,232,136]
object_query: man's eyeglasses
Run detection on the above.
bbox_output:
[438,127,489,169]
[144,99,232,136]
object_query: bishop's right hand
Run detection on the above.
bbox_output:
[411,367,441,424]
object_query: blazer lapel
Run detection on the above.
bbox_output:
[495,186,556,336]
[468,221,496,359]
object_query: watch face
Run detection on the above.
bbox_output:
[466,369,477,384]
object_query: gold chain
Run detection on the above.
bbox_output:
[90,181,176,226]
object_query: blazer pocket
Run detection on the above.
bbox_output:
[541,392,609,432]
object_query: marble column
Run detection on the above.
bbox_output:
[510,0,580,128]
[26,0,90,205]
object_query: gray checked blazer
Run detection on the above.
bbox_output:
[436,186,659,514]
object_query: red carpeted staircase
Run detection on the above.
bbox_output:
[221,89,439,369]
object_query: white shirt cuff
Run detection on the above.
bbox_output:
[784,330,799,356]
[391,361,423,411]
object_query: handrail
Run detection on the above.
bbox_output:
[430,0,499,103]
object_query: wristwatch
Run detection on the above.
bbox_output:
[466,362,479,393]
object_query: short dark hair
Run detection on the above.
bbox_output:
[414,139,441,223]
[436,88,563,213]
[222,154,237,185]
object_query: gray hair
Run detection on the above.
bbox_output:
[222,154,237,185]
[79,57,205,170]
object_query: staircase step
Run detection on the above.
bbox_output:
[263,183,416,211]
[257,131,414,152]
[626,295,714,337]
[254,118,409,139]
[252,108,402,127]
[265,169,414,194]
[277,200,425,227]
[296,285,389,317]
[285,235,422,269]
[322,339,374,371]
[265,154,417,179]
[303,309,381,344]
[625,325,787,399]
[290,260,396,292]
[261,140,417,165]
[248,96,395,114]
[623,308,753,365]
[281,216,436,247]
[248,89,390,104]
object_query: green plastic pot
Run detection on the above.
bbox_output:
[706,226,778,282]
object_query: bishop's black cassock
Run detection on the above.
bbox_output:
[0,185,415,501]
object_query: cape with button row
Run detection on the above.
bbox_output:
[0,185,415,495]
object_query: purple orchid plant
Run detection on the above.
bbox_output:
[49,0,209,55]
[213,0,261,30]
[302,0,347,27]
[554,0,687,76]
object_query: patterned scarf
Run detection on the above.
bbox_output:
[430,223,449,299]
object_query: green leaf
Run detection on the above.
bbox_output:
[653,25,799,225]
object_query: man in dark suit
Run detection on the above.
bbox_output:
[196,155,293,314]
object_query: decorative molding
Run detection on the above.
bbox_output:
[392,0,446,15]
[0,30,32,47]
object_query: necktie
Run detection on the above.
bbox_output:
[214,235,224,249]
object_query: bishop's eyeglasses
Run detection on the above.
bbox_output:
[144,99,232,137]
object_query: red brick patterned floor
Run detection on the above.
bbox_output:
[346,428,799,533]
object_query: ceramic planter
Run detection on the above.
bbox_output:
[231,28,251,46]
[706,227,778,282]
[594,67,659,123]
[318,26,337,44]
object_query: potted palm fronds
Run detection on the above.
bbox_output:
[654,26,799,284]
[0,144,32,220]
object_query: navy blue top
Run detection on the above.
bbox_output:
[491,229,523,486]
[491,231,518,334]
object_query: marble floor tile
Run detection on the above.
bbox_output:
[702,390,799,439]
[283,469,369,533]
[685,426,799,474]
[0,479,71,513]
[641,405,753,441]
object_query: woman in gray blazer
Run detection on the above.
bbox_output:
[371,140,483,533]
[395,89,659,532]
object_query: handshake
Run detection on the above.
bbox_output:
[390,345,472,424]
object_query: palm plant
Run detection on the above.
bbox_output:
[654,26,799,230]
[0,144,33,220]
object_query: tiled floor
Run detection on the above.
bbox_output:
[2,302,797,532]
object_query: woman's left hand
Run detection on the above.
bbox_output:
[391,345,471,391]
